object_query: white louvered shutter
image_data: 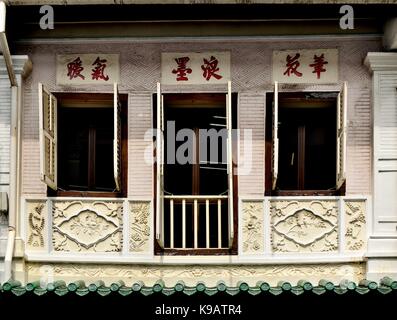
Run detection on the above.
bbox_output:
[155,82,165,248]
[39,83,57,190]
[114,83,122,192]
[226,81,234,247]
[337,82,347,189]
[272,81,279,190]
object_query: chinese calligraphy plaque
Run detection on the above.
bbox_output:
[273,49,338,84]
[161,52,230,85]
[57,54,119,85]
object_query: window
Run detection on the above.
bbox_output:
[265,82,347,196]
[154,82,237,254]
[39,83,127,197]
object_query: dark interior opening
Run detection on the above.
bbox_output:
[164,104,228,196]
[58,106,115,192]
[266,92,338,194]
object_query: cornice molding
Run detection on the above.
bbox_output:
[0,55,32,78]
[364,52,397,73]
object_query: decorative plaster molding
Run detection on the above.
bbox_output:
[25,262,366,287]
[242,201,264,254]
[52,200,123,253]
[270,200,338,253]
[364,52,397,73]
[129,201,150,253]
[0,55,32,77]
[26,201,47,251]
[345,200,366,252]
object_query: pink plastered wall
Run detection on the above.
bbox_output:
[17,38,380,197]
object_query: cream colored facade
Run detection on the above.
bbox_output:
[1,2,397,287]
[4,38,376,286]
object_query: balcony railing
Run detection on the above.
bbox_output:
[163,195,229,250]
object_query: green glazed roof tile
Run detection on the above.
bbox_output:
[196,282,206,292]
[312,286,326,295]
[225,287,240,296]
[248,288,261,296]
[204,287,218,296]
[291,286,305,295]
[11,287,26,296]
[333,287,348,295]
[377,286,392,295]
[174,281,185,292]
[118,286,133,296]
[355,286,370,295]
[162,288,175,296]
[33,287,48,296]
[97,287,112,296]
[54,287,69,296]
[1,278,397,297]
[76,288,90,296]
[257,281,270,292]
[183,287,197,296]
[140,287,153,296]
[132,282,143,292]
[269,287,283,295]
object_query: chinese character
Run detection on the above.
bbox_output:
[91,57,109,81]
[66,57,85,80]
[201,56,223,81]
[283,53,303,77]
[172,57,192,81]
[309,54,328,79]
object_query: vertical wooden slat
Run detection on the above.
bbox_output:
[206,199,210,248]
[194,199,198,249]
[217,199,222,248]
[182,199,186,249]
[170,199,174,249]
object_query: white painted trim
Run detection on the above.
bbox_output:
[15,34,382,46]
[20,197,26,244]
[24,252,365,265]
[239,196,265,201]
[47,198,52,254]
[264,198,271,254]
[364,52,397,73]
[238,198,242,255]
[339,198,346,254]
[127,196,153,202]
[47,196,125,201]
[122,199,129,255]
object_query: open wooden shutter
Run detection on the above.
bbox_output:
[226,81,234,248]
[155,82,165,247]
[113,83,122,192]
[39,83,57,190]
[337,81,347,189]
[272,81,279,190]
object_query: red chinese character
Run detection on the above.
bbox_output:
[91,57,109,81]
[283,53,303,77]
[309,54,328,79]
[201,56,222,81]
[67,57,85,80]
[172,57,192,81]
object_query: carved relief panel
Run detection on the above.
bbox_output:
[270,200,338,253]
[26,200,48,251]
[129,201,151,253]
[52,201,123,252]
[344,200,366,252]
[241,201,264,254]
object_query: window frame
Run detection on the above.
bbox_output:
[152,91,239,255]
[265,90,346,197]
[46,92,128,198]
